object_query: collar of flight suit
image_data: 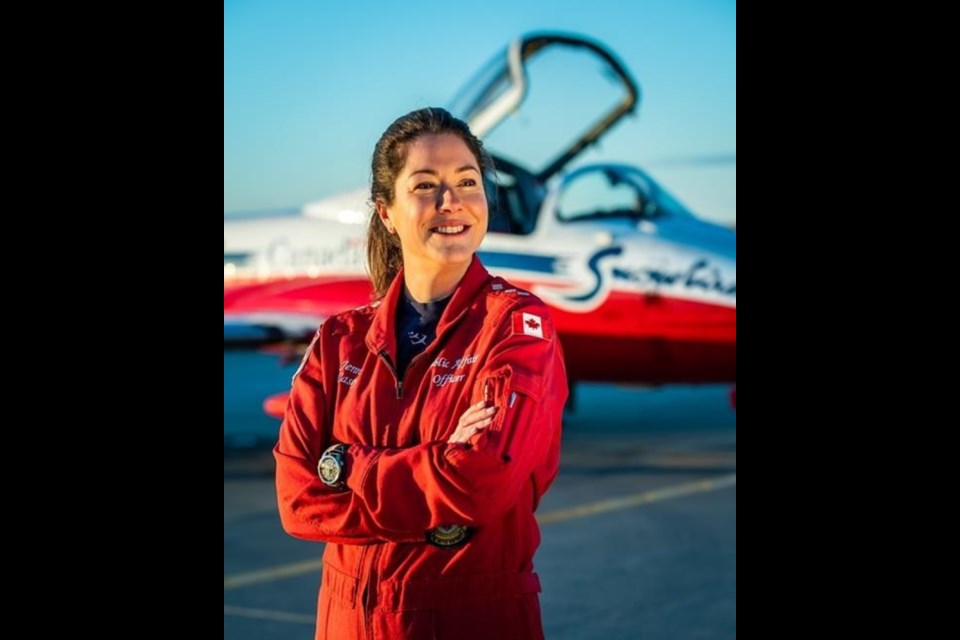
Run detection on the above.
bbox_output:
[365,254,492,362]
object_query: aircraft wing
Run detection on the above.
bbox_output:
[224,276,373,348]
[224,312,320,347]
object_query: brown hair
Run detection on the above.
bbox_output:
[366,107,493,298]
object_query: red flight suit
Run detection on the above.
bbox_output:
[275,256,568,639]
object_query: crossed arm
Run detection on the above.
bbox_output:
[274,309,566,544]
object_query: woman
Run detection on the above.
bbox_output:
[275,107,568,639]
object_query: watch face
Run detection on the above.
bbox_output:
[427,524,471,548]
[319,456,341,485]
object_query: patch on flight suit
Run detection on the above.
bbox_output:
[426,524,472,548]
[510,311,549,340]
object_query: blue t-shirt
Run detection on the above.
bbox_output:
[395,287,451,378]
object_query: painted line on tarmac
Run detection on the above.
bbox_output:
[537,473,736,524]
[224,605,314,625]
[224,558,322,590]
[223,473,736,591]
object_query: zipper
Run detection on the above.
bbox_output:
[355,544,369,617]
[361,544,382,640]
[358,544,382,639]
[378,345,433,401]
[377,350,402,399]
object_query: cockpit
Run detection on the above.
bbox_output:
[485,155,544,236]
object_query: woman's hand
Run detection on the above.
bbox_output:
[448,401,497,444]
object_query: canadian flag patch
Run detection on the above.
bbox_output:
[512,311,548,339]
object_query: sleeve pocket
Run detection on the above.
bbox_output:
[508,370,543,402]
[480,366,544,436]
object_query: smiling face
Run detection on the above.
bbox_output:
[376,133,488,288]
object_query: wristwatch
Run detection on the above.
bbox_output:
[318,443,349,489]
[426,524,472,548]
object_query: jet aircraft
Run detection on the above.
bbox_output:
[224,33,736,416]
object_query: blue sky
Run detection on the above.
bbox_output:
[224,0,736,225]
